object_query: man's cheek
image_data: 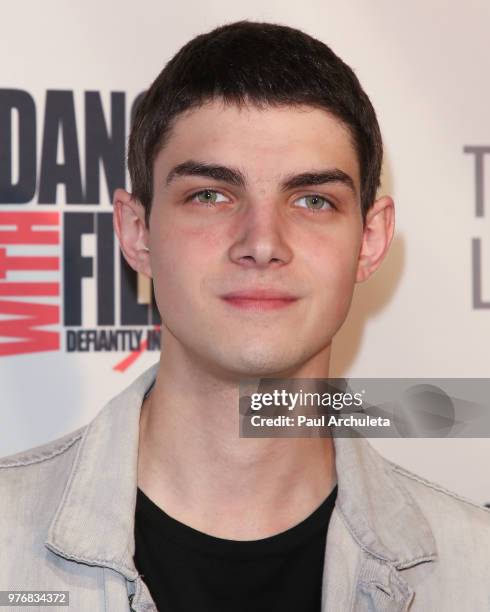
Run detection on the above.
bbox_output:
[153,245,193,279]
[322,265,355,313]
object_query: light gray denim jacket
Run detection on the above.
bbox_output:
[2,364,490,611]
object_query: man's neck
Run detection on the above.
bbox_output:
[137,335,337,540]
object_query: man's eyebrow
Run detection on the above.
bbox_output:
[165,159,357,195]
[165,160,246,188]
[280,169,357,195]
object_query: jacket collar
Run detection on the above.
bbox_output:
[45,364,160,581]
[45,364,437,581]
[333,432,437,569]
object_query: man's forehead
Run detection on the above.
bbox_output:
[155,100,361,190]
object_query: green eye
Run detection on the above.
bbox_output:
[196,190,218,203]
[297,195,332,211]
[187,189,230,205]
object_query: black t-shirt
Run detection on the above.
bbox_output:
[133,484,338,612]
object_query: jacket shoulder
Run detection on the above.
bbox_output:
[0,426,87,542]
[388,457,490,526]
[0,426,86,469]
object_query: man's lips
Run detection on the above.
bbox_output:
[220,289,299,310]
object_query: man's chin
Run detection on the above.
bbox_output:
[211,348,302,381]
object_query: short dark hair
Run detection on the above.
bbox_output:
[128,20,383,226]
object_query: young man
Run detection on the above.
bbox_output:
[1,20,490,612]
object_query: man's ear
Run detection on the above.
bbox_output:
[113,188,152,279]
[356,195,395,283]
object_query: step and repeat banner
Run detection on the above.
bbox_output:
[1,1,489,503]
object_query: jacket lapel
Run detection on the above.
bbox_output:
[322,432,437,611]
[45,364,160,610]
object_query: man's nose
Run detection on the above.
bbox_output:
[227,200,294,269]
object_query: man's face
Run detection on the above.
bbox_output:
[145,100,365,379]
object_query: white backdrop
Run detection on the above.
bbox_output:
[1,0,489,503]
